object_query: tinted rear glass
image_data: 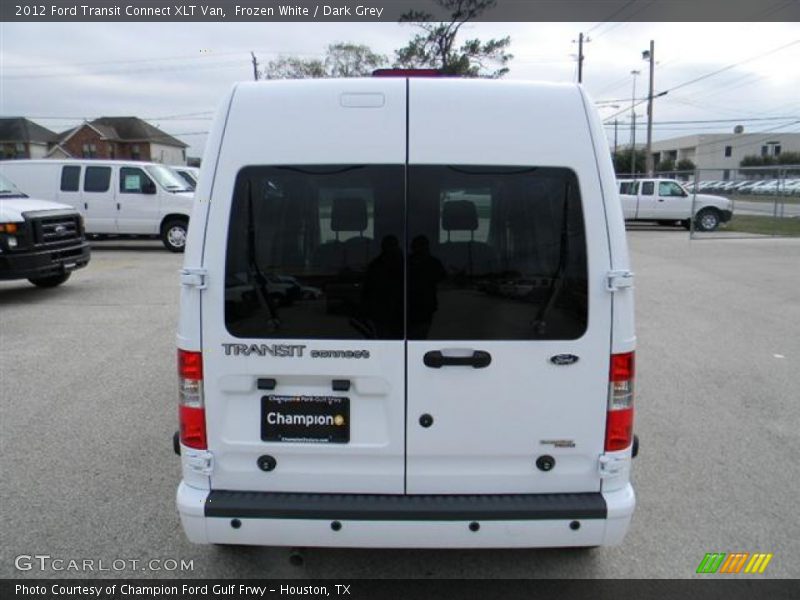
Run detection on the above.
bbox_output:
[60,166,80,192]
[408,166,587,340]
[84,167,111,193]
[225,165,404,340]
[224,165,588,341]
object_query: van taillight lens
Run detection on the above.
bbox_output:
[178,349,206,449]
[605,352,635,452]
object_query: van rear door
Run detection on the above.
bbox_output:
[405,80,613,494]
[201,80,408,494]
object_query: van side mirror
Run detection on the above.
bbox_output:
[142,180,157,195]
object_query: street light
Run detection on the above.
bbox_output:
[643,41,655,175]
[630,70,640,179]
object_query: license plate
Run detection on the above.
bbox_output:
[262,395,349,443]
[63,262,77,270]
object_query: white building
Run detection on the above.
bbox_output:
[650,131,800,179]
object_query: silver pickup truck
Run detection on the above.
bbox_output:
[618,178,732,231]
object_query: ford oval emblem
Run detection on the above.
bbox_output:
[550,354,579,366]
[55,225,66,234]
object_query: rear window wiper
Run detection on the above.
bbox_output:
[532,181,571,335]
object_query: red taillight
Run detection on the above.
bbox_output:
[178,349,206,449]
[178,348,203,380]
[605,351,635,452]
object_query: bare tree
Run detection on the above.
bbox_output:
[264,43,387,79]
[394,0,512,78]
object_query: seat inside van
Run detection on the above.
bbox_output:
[438,199,497,276]
[312,196,373,271]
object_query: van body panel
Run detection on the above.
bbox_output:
[578,87,636,354]
[200,79,408,494]
[405,80,612,494]
[178,79,636,548]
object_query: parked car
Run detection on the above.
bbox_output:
[173,166,201,190]
[617,178,732,231]
[0,172,90,287]
[0,160,194,252]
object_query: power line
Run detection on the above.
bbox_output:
[604,116,800,126]
[602,38,800,123]
[586,0,638,34]
[665,39,800,95]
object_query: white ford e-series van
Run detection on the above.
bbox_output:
[0,160,194,252]
[175,75,637,549]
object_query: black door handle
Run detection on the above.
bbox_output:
[423,350,491,369]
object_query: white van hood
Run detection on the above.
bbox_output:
[0,196,75,222]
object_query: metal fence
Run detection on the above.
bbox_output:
[650,165,800,239]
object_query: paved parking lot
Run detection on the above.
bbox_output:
[1,231,798,579]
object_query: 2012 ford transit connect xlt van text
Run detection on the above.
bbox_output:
[0,160,194,252]
[176,76,637,549]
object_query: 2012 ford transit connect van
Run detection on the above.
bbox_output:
[0,160,194,252]
[175,77,637,549]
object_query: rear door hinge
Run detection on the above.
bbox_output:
[606,270,634,292]
[180,267,207,290]
[598,454,627,478]
[184,449,214,476]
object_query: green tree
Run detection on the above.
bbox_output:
[613,147,646,176]
[394,0,512,77]
[676,158,696,172]
[777,151,800,165]
[740,155,775,167]
[655,158,675,174]
[264,42,387,79]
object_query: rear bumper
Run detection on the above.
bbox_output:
[177,483,635,548]
[0,242,90,280]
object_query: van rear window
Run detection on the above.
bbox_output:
[224,165,587,341]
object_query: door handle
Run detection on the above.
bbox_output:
[84,202,88,210]
[423,350,492,369]
[117,203,121,210]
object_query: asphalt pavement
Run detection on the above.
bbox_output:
[1,232,798,579]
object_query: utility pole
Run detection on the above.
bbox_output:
[574,33,590,83]
[251,51,260,81]
[643,40,655,176]
[630,70,640,179]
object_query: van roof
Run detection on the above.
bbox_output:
[1,159,175,168]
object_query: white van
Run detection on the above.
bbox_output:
[175,76,637,549]
[0,160,194,252]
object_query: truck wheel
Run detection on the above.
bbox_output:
[695,208,722,232]
[162,218,188,252]
[28,273,71,288]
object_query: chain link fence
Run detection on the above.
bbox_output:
[650,165,800,239]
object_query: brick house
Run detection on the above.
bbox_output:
[48,117,188,164]
[0,118,58,159]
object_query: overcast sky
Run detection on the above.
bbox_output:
[1,21,799,158]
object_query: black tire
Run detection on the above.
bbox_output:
[161,218,188,252]
[681,219,692,231]
[28,273,71,288]
[694,208,722,232]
